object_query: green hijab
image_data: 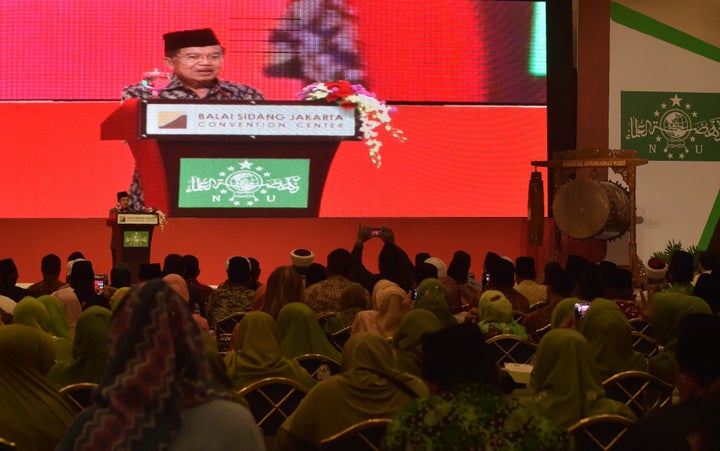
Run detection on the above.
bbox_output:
[37,294,71,339]
[477,290,528,339]
[550,297,580,329]
[414,278,458,328]
[582,299,647,380]
[277,302,343,362]
[14,296,73,361]
[648,292,712,384]
[0,324,77,450]
[276,333,429,448]
[224,311,316,390]
[527,329,636,428]
[47,306,112,387]
[393,309,444,377]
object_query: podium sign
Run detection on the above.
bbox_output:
[141,102,359,139]
[117,213,159,225]
[101,99,359,218]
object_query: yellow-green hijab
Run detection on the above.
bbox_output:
[0,324,77,450]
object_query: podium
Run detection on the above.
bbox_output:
[114,213,158,282]
[101,99,360,218]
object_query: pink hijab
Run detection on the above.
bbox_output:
[351,279,411,338]
[162,274,190,302]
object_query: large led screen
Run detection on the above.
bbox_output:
[1,0,547,218]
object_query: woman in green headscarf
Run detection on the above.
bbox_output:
[224,311,316,390]
[525,328,636,428]
[325,282,370,334]
[392,309,444,377]
[648,291,712,384]
[277,302,342,362]
[13,296,73,361]
[47,306,112,387]
[414,277,458,328]
[37,294,71,340]
[581,299,647,380]
[476,290,528,339]
[275,332,429,449]
[0,324,77,450]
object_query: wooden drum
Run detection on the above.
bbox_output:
[552,178,630,241]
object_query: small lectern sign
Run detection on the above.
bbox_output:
[123,231,150,248]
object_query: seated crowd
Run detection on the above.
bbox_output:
[0,226,718,450]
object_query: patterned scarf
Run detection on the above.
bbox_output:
[66,279,227,450]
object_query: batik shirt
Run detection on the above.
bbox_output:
[207,284,255,329]
[121,77,265,101]
[304,275,360,314]
[382,383,571,451]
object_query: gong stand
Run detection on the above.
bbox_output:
[531,148,648,282]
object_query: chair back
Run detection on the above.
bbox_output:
[319,418,392,451]
[59,382,98,413]
[215,312,247,352]
[0,437,16,450]
[527,301,548,313]
[628,318,653,337]
[295,354,342,380]
[602,370,674,418]
[512,310,526,325]
[532,323,552,343]
[329,326,352,353]
[567,414,635,451]
[237,377,309,436]
[486,334,538,366]
[630,331,659,357]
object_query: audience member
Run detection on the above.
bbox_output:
[276,333,429,449]
[667,250,695,294]
[322,282,370,333]
[47,306,112,387]
[0,258,29,302]
[0,293,15,324]
[223,311,316,390]
[162,252,184,276]
[485,253,530,312]
[523,268,574,341]
[565,253,591,290]
[413,277,457,328]
[351,279,412,339]
[692,250,720,313]
[646,291,711,384]
[351,225,415,292]
[289,247,315,283]
[58,279,264,450]
[207,256,255,329]
[182,254,214,317]
[138,262,163,281]
[163,273,191,302]
[107,262,132,300]
[445,250,482,312]
[37,294,73,344]
[581,299,647,380]
[383,323,571,450]
[248,256,262,290]
[0,324,77,450]
[475,289,528,339]
[261,265,304,320]
[624,314,720,451]
[542,260,563,285]
[514,256,547,307]
[67,260,110,310]
[391,309,443,377]
[413,261,438,287]
[26,254,65,298]
[277,302,342,362]
[305,262,327,288]
[304,248,360,314]
[14,296,73,361]
[524,328,636,428]
[605,266,642,319]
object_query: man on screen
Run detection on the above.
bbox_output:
[121,28,265,101]
[121,28,266,207]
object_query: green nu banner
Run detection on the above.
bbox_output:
[621,91,720,161]
[123,231,150,248]
[178,158,310,208]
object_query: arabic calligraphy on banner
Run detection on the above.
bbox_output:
[621,91,720,161]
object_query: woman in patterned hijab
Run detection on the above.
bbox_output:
[58,279,263,450]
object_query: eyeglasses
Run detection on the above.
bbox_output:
[174,53,223,64]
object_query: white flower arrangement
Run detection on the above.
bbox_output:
[298,80,406,167]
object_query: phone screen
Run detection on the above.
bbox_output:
[370,228,383,237]
[94,276,105,295]
[574,302,590,319]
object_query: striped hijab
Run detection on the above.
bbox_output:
[59,279,227,451]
